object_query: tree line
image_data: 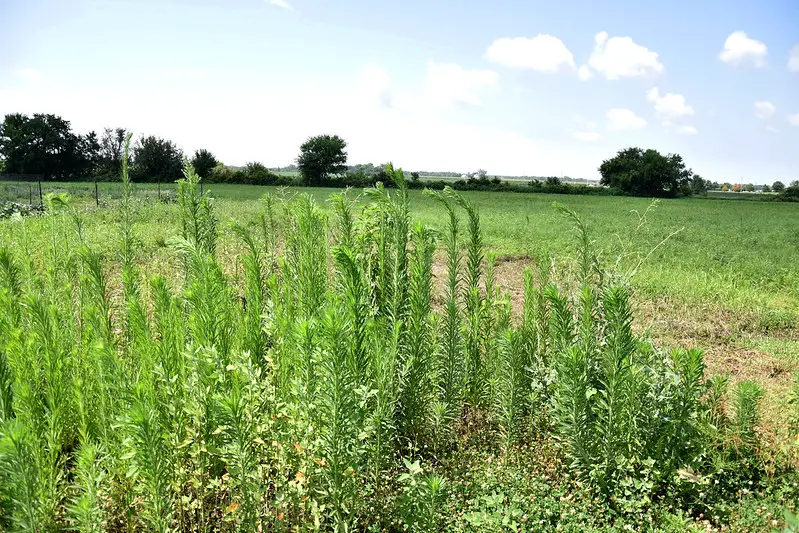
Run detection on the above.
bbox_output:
[0,113,348,187]
[1,113,796,200]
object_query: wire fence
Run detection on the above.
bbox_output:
[0,175,183,206]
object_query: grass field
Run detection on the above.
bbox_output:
[0,176,798,531]
[3,181,798,422]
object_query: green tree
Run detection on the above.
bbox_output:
[211,162,233,183]
[783,185,799,199]
[0,113,97,179]
[297,134,347,186]
[96,127,128,179]
[191,149,219,181]
[773,181,785,192]
[744,183,755,192]
[690,174,709,195]
[131,135,183,182]
[791,180,799,188]
[762,184,772,193]
[598,147,694,197]
[241,161,280,185]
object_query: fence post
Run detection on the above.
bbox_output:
[95,181,99,206]
[29,185,32,205]
[38,180,43,206]
[158,179,161,200]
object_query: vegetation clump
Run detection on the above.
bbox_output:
[0,201,44,218]
[0,155,795,531]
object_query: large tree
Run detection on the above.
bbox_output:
[0,113,97,179]
[297,134,347,186]
[191,149,218,181]
[131,135,184,182]
[598,147,695,197]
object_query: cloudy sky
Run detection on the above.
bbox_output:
[2,0,798,182]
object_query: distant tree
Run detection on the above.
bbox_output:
[96,127,128,179]
[744,183,755,192]
[732,183,742,192]
[297,134,347,186]
[690,174,709,195]
[242,161,279,185]
[80,130,101,177]
[0,113,96,179]
[772,181,785,192]
[410,171,420,183]
[545,176,562,186]
[477,169,488,180]
[191,149,218,181]
[791,180,799,188]
[762,184,772,193]
[782,185,799,199]
[721,184,729,192]
[373,165,391,184]
[598,147,694,197]
[211,162,234,183]
[131,135,183,182]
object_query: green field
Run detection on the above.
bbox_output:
[0,177,798,531]
[7,179,797,315]
[3,181,798,420]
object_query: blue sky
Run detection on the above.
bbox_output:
[1,0,798,183]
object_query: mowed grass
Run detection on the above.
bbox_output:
[3,181,798,427]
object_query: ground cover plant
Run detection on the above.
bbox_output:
[0,152,797,531]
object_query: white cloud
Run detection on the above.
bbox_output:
[719,31,767,67]
[789,44,799,72]
[788,112,799,126]
[269,0,292,9]
[425,60,498,106]
[606,108,647,131]
[754,101,776,119]
[586,31,664,80]
[766,125,781,133]
[14,68,42,82]
[572,131,601,142]
[577,65,592,81]
[485,35,575,73]
[646,87,694,120]
[645,87,697,134]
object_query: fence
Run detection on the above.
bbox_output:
[0,174,45,205]
[0,175,183,206]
